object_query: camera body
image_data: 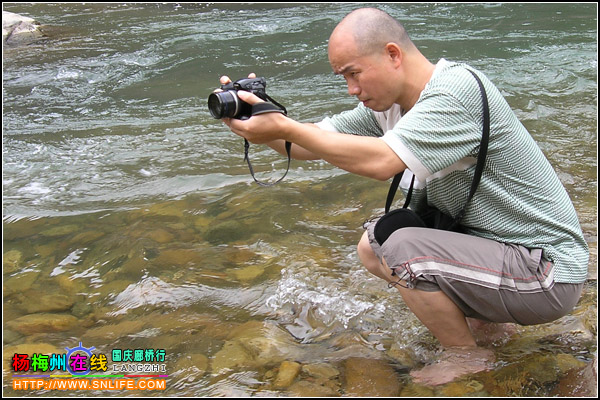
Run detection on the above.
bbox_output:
[208,77,269,120]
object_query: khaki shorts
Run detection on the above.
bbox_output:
[365,222,583,325]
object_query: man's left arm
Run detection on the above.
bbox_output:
[225,91,406,181]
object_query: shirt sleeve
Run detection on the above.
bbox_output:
[317,102,384,137]
[381,87,482,181]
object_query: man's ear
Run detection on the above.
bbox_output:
[385,42,403,67]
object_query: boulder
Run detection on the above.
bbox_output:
[3,11,45,45]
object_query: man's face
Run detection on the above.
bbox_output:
[328,39,399,112]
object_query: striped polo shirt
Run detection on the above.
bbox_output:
[317,59,588,284]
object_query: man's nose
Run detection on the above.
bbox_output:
[347,83,361,96]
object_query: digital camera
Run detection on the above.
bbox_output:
[208,77,269,120]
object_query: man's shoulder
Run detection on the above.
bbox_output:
[427,59,481,93]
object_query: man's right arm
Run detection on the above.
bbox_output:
[265,123,323,161]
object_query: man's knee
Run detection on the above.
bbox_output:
[357,232,376,267]
[357,231,394,281]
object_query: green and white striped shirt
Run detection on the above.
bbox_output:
[317,59,588,284]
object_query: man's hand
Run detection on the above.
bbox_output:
[218,72,256,87]
[223,90,288,144]
[215,73,319,160]
[217,73,289,144]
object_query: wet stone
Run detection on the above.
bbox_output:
[20,293,75,314]
[400,382,436,397]
[69,230,105,245]
[71,301,93,318]
[302,363,340,380]
[231,264,264,282]
[273,360,302,388]
[440,379,487,397]
[3,249,23,274]
[210,340,254,375]
[343,357,402,397]
[3,271,39,296]
[146,202,184,217]
[287,380,341,397]
[173,353,209,380]
[552,357,597,397]
[83,320,145,341]
[205,220,248,244]
[145,228,175,244]
[7,313,79,335]
[154,248,203,266]
[39,224,80,237]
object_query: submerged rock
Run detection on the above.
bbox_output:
[3,249,23,274]
[343,357,402,396]
[211,340,254,375]
[20,293,75,314]
[273,360,302,388]
[552,356,597,397]
[173,353,209,381]
[210,321,306,376]
[7,313,78,334]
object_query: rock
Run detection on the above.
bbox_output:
[7,313,79,335]
[227,320,265,340]
[173,353,209,381]
[211,320,305,376]
[302,363,340,380]
[154,248,202,266]
[205,220,248,244]
[552,356,597,397]
[231,264,264,282]
[273,361,302,388]
[343,357,402,396]
[387,342,419,368]
[83,320,145,341]
[20,293,75,314]
[287,380,341,397]
[440,379,486,397]
[3,249,23,273]
[71,301,93,319]
[144,201,184,217]
[39,224,80,238]
[69,230,106,245]
[210,340,254,375]
[3,271,39,297]
[399,382,435,397]
[146,228,174,244]
[3,11,45,45]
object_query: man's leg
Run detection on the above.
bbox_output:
[358,231,477,347]
[357,230,493,385]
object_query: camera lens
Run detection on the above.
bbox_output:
[208,91,239,119]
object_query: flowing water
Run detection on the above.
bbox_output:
[2,3,597,397]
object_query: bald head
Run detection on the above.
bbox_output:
[330,8,416,56]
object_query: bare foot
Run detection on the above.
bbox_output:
[410,346,494,386]
[467,318,517,346]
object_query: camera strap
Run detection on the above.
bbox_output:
[384,68,490,223]
[244,100,292,187]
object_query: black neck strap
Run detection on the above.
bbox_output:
[384,69,490,224]
[243,100,292,187]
